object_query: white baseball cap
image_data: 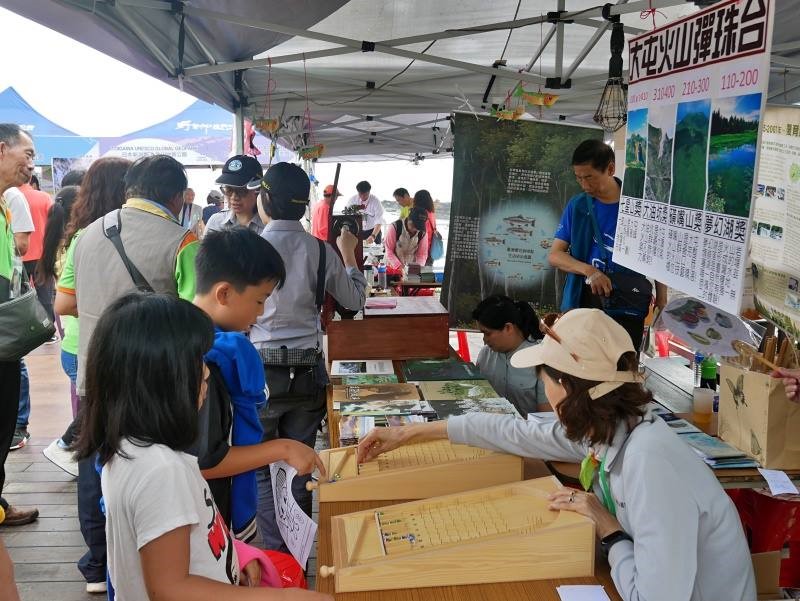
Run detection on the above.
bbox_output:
[511,308,642,399]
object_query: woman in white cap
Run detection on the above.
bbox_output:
[357,308,755,601]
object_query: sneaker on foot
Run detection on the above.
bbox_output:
[0,505,39,526]
[45,334,59,344]
[86,581,107,594]
[42,439,78,477]
[9,427,29,451]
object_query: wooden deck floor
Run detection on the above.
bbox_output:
[2,438,91,601]
[0,344,92,601]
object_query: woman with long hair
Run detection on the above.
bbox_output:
[412,189,437,266]
[472,295,546,415]
[35,186,80,418]
[45,156,132,594]
[358,309,755,601]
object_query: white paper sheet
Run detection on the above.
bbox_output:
[269,461,317,567]
[758,468,800,496]
[556,585,612,601]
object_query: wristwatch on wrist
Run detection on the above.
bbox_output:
[600,530,633,554]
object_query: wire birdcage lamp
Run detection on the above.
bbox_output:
[593,20,627,132]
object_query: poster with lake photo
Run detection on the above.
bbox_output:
[614,0,773,314]
[443,113,602,327]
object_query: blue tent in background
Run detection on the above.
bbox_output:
[99,99,294,166]
[0,87,98,165]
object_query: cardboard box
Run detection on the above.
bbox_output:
[753,551,784,600]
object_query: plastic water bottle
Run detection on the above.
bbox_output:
[693,352,704,388]
[363,264,373,285]
[377,264,387,289]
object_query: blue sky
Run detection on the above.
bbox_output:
[677,99,711,122]
[627,108,648,137]
[715,93,762,123]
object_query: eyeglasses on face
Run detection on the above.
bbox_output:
[220,186,252,198]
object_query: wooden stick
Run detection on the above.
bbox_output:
[764,337,777,367]
[777,338,790,369]
[330,448,353,482]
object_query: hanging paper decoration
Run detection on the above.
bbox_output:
[490,105,524,121]
[514,84,559,107]
[295,55,325,160]
[299,144,325,160]
[254,118,281,135]
[254,57,281,157]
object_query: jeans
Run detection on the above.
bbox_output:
[255,358,328,552]
[16,359,30,429]
[0,360,21,504]
[77,450,106,583]
[60,350,79,418]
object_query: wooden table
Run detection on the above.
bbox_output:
[316,498,623,600]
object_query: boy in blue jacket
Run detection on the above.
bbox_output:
[192,228,326,542]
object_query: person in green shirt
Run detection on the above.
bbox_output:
[0,123,40,531]
[393,187,413,220]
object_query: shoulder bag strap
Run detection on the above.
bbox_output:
[584,195,611,267]
[103,210,155,293]
[315,238,326,310]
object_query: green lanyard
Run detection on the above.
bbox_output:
[579,452,616,516]
[598,455,616,516]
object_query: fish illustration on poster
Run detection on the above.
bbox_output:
[442,114,602,327]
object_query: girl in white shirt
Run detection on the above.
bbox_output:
[74,292,329,601]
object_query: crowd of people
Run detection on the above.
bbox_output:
[1,125,798,601]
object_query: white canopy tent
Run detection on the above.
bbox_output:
[2,0,798,161]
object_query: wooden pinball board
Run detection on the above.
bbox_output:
[323,476,595,593]
[316,439,524,502]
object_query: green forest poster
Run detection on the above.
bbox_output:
[442,113,601,327]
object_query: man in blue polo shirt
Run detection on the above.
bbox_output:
[549,139,667,351]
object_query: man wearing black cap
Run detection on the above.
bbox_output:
[205,155,266,235]
[250,162,366,552]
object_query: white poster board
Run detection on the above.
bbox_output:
[614,0,773,314]
[749,105,800,335]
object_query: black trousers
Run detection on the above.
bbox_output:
[580,285,646,352]
[0,360,21,507]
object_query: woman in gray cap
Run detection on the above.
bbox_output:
[358,308,755,601]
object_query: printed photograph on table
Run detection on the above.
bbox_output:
[622,108,647,198]
[337,399,435,416]
[402,358,483,381]
[706,93,761,217]
[644,104,676,203]
[341,374,399,385]
[429,397,517,419]
[671,100,711,211]
[332,383,420,404]
[418,379,498,401]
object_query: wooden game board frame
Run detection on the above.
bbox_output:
[315,441,525,502]
[325,476,595,592]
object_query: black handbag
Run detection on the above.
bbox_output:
[585,196,653,318]
[0,266,55,361]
